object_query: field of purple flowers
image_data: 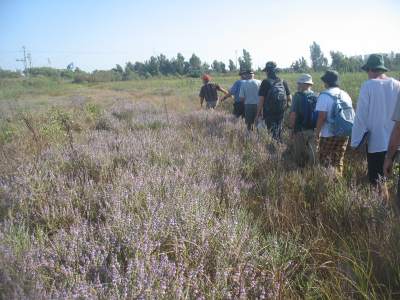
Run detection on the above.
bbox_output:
[1,76,400,299]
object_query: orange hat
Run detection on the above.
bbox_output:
[202,74,211,81]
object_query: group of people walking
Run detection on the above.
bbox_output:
[198,54,400,202]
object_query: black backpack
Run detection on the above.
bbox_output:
[300,92,318,129]
[265,79,287,116]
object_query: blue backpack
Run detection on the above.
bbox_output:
[321,92,355,137]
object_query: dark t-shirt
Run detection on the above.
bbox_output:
[290,91,315,133]
[258,77,291,119]
[199,83,220,102]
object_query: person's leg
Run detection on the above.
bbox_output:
[206,101,217,109]
[233,102,240,117]
[331,137,348,176]
[367,151,389,201]
[270,118,283,141]
[292,132,306,167]
[367,152,386,184]
[246,104,257,131]
[318,137,330,168]
[304,130,317,166]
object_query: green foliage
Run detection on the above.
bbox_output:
[310,41,328,72]
[0,68,21,79]
[228,59,237,72]
[291,56,310,73]
[238,49,252,71]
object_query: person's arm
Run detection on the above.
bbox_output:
[284,81,292,108]
[351,85,369,148]
[220,93,232,101]
[217,85,229,96]
[257,96,265,119]
[289,112,296,129]
[257,81,267,119]
[384,121,400,176]
[199,87,204,108]
[239,85,245,103]
[315,111,327,138]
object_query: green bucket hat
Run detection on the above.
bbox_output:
[361,54,389,72]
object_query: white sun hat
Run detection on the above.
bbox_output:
[297,73,313,85]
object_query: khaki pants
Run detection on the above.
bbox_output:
[292,130,317,167]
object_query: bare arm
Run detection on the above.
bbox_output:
[221,93,233,101]
[289,112,296,129]
[257,96,265,118]
[287,94,292,109]
[315,111,327,138]
[384,121,400,176]
[217,86,229,96]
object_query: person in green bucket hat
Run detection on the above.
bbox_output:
[352,54,400,202]
[361,53,389,72]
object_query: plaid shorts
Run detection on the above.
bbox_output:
[318,136,348,175]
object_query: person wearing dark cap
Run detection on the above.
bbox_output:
[257,61,291,140]
[352,54,400,196]
[199,74,229,109]
[239,70,261,130]
[315,70,353,176]
[220,70,247,117]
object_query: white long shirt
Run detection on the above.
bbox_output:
[351,77,400,153]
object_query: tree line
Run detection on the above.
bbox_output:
[1,42,399,82]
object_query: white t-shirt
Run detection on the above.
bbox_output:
[316,87,353,138]
[239,79,261,105]
[351,77,400,153]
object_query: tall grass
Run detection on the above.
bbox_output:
[1,74,400,298]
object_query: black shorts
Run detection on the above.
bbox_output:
[367,151,386,185]
[233,102,244,118]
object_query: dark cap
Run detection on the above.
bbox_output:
[321,70,339,86]
[361,54,389,72]
[262,61,277,72]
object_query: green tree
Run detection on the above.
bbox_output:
[228,59,237,72]
[146,56,160,76]
[238,49,252,71]
[188,53,202,77]
[330,51,347,72]
[173,53,186,75]
[291,57,309,73]
[310,41,328,72]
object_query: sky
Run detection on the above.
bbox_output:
[0,0,399,71]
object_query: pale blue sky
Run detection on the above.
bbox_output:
[1,0,399,71]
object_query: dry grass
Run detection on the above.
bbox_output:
[1,75,400,299]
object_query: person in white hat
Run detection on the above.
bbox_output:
[288,74,318,166]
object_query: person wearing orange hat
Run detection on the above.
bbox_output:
[199,74,229,109]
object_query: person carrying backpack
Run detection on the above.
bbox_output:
[352,54,400,198]
[257,61,292,141]
[289,74,318,166]
[315,70,354,176]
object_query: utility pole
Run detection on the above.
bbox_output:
[16,46,29,76]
